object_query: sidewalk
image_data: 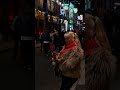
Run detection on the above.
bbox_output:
[0,40,43,52]
[0,40,14,52]
[70,59,85,90]
[35,42,42,48]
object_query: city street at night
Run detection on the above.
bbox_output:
[0,41,120,90]
[0,0,120,90]
[35,47,61,90]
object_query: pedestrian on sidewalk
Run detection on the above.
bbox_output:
[49,30,55,53]
[12,6,34,70]
[53,29,61,51]
[52,32,84,90]
[11,15,21,61]
[41,29,51,56]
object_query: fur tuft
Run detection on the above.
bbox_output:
[85,48,117,90]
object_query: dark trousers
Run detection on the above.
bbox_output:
[43,43,50,55]
[13,33,20,60]
[60,75,78,90]
[54,45,63,51]
[40,42,43,51]
[20,40,34,68]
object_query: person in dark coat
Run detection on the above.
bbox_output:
[41,29,51,56]
[13,6,35,70]
[11,16,21,61]
[111,4,120,51]
[53,30,62,51]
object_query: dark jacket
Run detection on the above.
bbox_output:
[41,31,51,42]
[53,33,65,47]
[53,34,61,46]
[14,15,34,36]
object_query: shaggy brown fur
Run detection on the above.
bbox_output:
[85,48,117,90]
[85,14,117,90]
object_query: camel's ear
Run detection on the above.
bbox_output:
[94,16,111,50]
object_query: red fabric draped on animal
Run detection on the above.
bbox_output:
[60,41,76,54]
[84,38,99,56]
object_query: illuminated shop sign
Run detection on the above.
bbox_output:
[62,4,69,10]
[74,8,78,13]
[77,15,83,21]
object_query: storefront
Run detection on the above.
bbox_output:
[35,9,45,34]
[35,0,61,32]
[47,15,59,31]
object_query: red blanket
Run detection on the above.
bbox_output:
[60,41,76,54]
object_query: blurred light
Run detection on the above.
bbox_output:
[80,15,83,20]
[70,3,74,8]
[38,10,41,13]
[74,8,78,13]
[63,4,69,10]
[59,2,62,5]
[56,0,58,3]
[77,16,80,20]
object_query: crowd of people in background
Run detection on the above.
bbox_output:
[0,1,120,90]
[35,12,117,89]
[36,27,66,56]
[0,2,118,89]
